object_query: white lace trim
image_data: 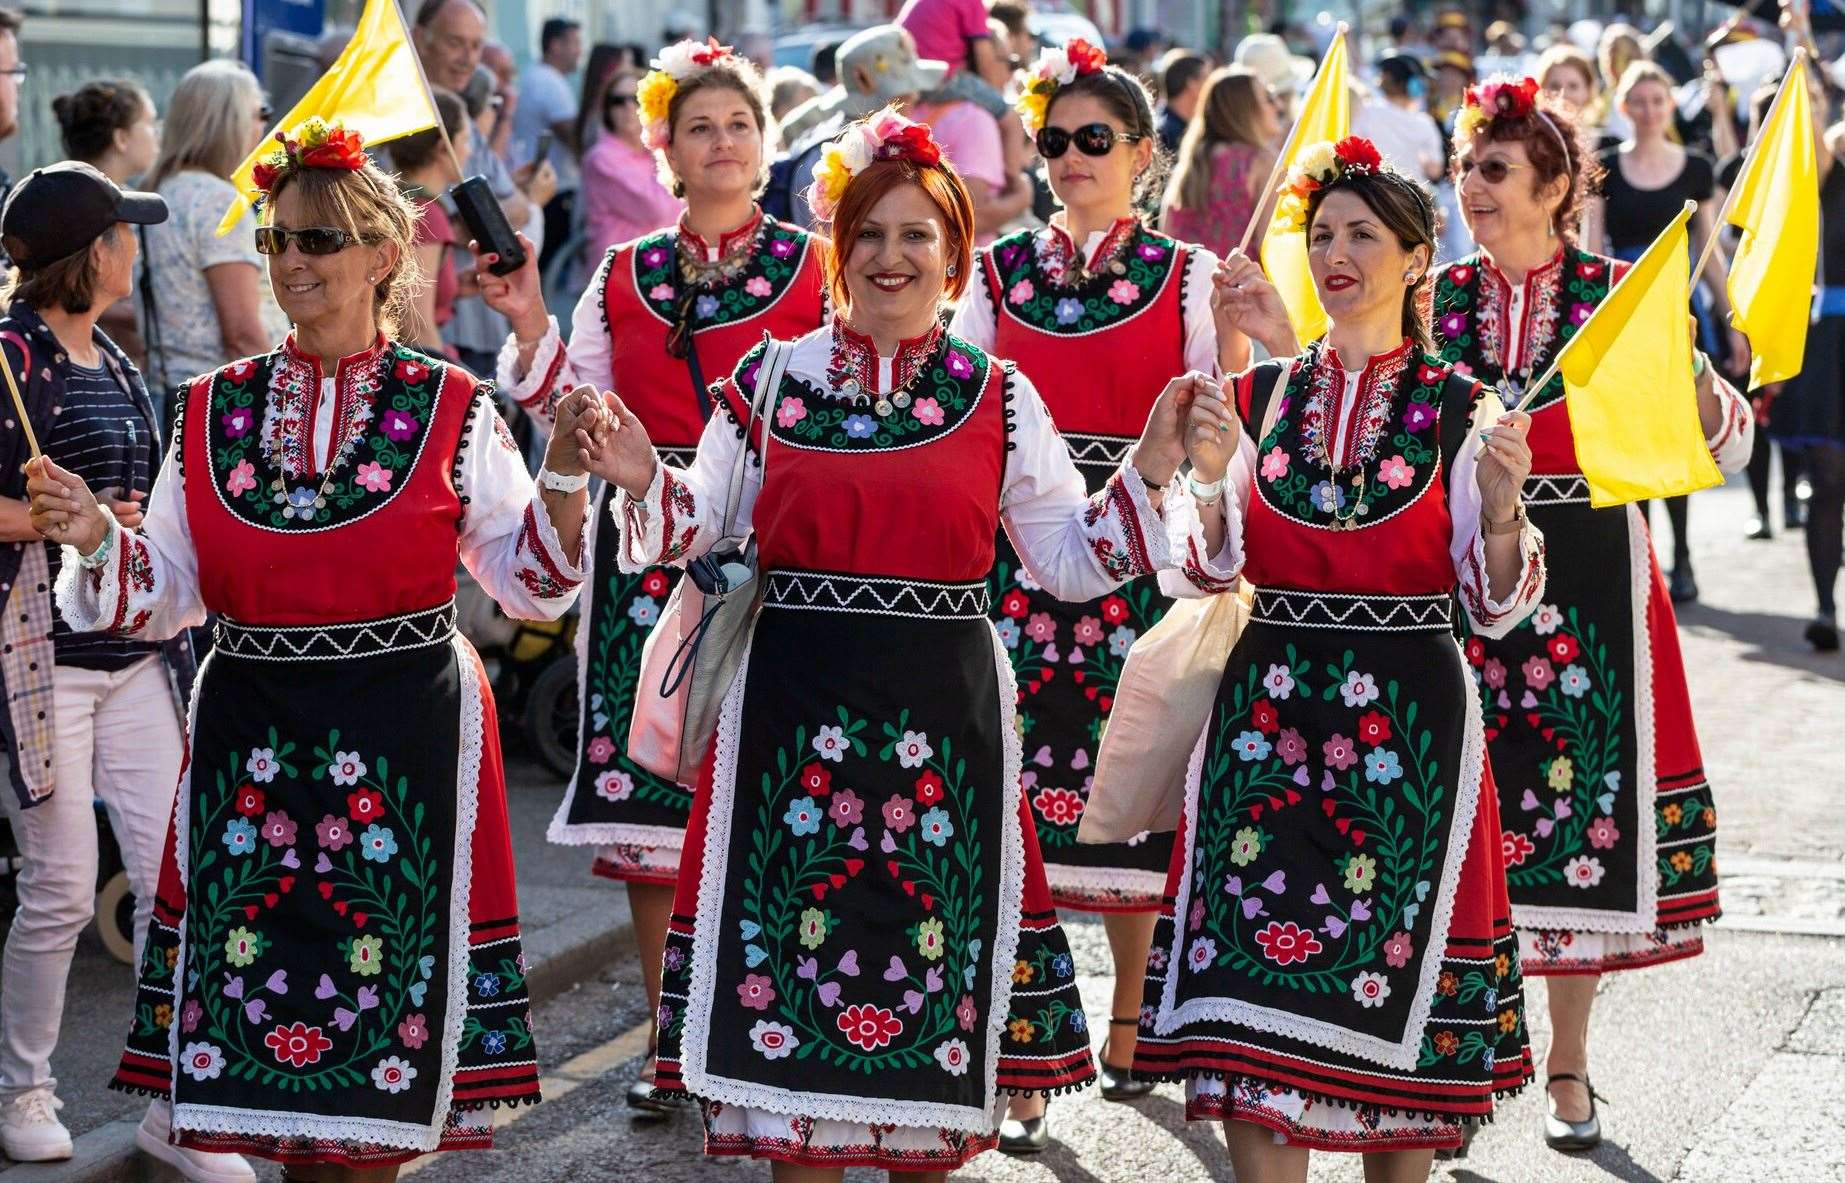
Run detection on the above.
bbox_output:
[1154,663,1486,1072]
[1509,504,1659,934]
[611,459,671,575]
[1111,454,1173,574]
[169,639,485,1150]
[163,647,212,1083]
[495,317,566,418]
[1044,862,1166,902]
[677,626,1027,1133]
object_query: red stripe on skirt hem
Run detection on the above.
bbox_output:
[702,1131,999,1170]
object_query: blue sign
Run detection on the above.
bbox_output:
[243,0,327,78]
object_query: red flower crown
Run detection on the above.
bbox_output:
[1455,75,1540,140]
[251,119,368,203]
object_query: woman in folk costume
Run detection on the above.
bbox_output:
[479,37,826,1114]
[26,121,596,1177]
[947,40,1250,1146]
[570,107,1203,1175]
[1430,78,1752,1152]
[1130,137,1546,1174]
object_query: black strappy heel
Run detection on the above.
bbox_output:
[1099,1016,1154,1101]
[1543,1071,1604,1152]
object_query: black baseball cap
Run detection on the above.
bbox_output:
[0,161,167,269]
[1378,54,1428,88]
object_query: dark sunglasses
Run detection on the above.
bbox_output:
[1455,156,1532,184]
[1035,122,1143,160]
[254,225,372,256]
[607,92,637,108]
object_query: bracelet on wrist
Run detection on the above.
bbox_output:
[537,466,589,494]
[1187,473,1227,506]
[75,520,116,569]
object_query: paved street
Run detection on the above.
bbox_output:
[4,475,1842,1181]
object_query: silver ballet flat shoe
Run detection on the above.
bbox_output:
[1543,1071,1603,1152]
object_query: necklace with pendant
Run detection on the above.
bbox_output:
[828,323,943,417]
[262,353,379,518]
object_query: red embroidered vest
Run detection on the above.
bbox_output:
[184,337,471,625]
[602,215,826,450]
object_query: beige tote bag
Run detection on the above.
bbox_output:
[1078,366,1287,843]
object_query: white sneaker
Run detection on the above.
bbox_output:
[136,1102,256,1183]
[0,1088,73,1162]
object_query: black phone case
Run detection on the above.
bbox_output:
[451,175,526,276]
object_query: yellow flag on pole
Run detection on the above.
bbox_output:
[1260,29,1350,343]
[216,0,440,236]
[1557,201,1721,507]
[1725,54,1819,387]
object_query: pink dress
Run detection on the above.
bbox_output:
[581,134,685,261]
[1162,141,1263,264]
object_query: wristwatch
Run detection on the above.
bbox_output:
[1481,503,1526,535]
[537,467,590,494]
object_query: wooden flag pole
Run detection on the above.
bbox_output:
[1691,48,1804,290]
[392,0,466,180]
[1,352,40,460]
[1235,24,1347,256]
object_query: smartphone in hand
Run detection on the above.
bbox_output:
[451,175,527,276]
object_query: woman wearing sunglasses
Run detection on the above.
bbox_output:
[580,68,684,263]
[573,105,1200,1178]
[475,38,826,1117]
[947,39,1248,1151]
[26,120,597,1178]
[1136,135,1544,1178]
[1431,78,1752,1155]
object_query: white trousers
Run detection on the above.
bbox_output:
[0,655,182,1098]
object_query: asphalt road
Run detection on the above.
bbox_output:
[4,475,1842,1181]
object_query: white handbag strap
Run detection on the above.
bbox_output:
[719,335,790,539]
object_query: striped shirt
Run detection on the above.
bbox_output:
[43,358,160,670]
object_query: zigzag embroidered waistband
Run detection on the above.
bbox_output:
[1522,474,1591,505]
[1061,432,1136,468]
[760,570,991,619]
[214,600,459,661]
[1250,588,1453,632]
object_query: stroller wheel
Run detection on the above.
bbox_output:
[525,655,580,779]
[94,870,136,965]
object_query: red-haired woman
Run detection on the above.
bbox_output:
[571,108,1199,1176]
[1431,78,1751,1153]
[478,38,825,1113]
[948,45,1247,1146]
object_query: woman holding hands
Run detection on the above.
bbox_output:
[478,38,826,1114]
[948,43,1248,1145]
[29,122,590,1177]
[566,107,1207,1176]
[1133,137,1544,1177]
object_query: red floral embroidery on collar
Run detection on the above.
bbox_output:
[279,331,389,380]
[1476,248,1566,377]
[826,320,944,397]
[1038,216,1139,287]
[268,334,389,478]
[678,205,765,263]
[1304,339,1414,469]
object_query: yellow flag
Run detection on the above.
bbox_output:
[216,0,440,236]
[1557,202,1721,507]
[1725,54,1819,387]
[1260,29,1350,342]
